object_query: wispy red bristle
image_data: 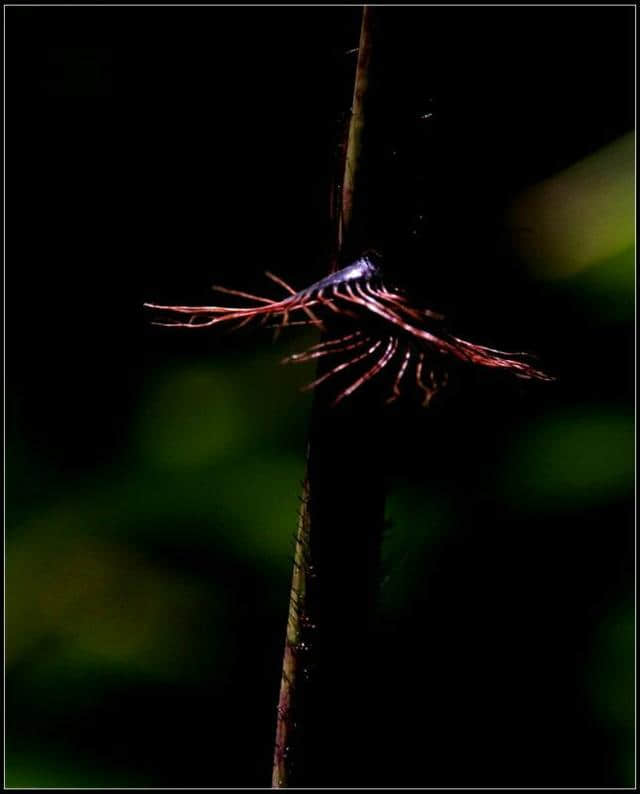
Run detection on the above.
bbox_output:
[145,265,552,404]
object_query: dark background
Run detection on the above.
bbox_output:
[6,5,635,788]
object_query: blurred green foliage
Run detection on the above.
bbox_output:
[5,8,634,780]
[7,136,636,782]
[502,409,634,512]
[586,605,635,784]
[510,132,634,282]
[6,332,319,786]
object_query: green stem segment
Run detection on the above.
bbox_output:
[339,5,375,256]
[272,476,310,787]
[272,7,383,787]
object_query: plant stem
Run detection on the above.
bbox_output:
[272,475,310,787]
[272,7,385,787]
[339,4,375,258]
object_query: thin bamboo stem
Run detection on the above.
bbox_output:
[272,7,381,787]
[339,5,375,255]
[272,477,310,787]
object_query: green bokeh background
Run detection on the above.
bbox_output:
[6,6,635,788]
